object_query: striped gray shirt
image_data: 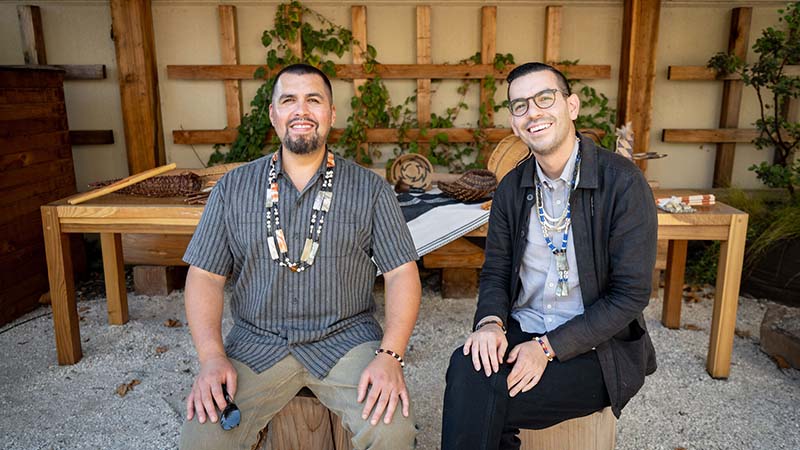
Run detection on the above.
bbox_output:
[183,152,418,379]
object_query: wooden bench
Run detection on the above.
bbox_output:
[520,406,616,450]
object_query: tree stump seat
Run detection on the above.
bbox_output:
[263,387,354,450]
[519,406,617,450]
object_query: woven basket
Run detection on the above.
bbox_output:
[90,172,202,197]
[438,169,497,202]
[388,153,433,190]
[486,135,531,183]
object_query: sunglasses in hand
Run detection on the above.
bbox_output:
[220,384,241,431]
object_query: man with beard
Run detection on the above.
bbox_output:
[179,64,421,450]
[441,62,657,450]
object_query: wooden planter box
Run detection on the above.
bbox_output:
[0,66,78,325]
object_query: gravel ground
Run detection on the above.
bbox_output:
[1,271,799,450]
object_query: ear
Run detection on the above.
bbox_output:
[331,104,336,126]
[268,103,275,124]
[566,93,580,121]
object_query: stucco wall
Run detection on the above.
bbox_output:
[0,1,791,191]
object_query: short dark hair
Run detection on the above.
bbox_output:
[506,62,571,98]
[271,63,333,103]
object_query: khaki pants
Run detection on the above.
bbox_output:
[180,341,417,450]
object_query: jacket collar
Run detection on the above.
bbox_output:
[518,131,599,189]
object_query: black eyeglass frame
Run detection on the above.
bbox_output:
[507,88,568,117]
[220,384,241,431]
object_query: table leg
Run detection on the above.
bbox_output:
[41,206,82,365]
[707,214,748,379]
[101,233,128,325]
[661,240,687,329]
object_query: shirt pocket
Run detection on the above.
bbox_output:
[318,219,364,257]
[232,211,268,258]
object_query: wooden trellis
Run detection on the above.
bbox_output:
[168,4,612,166]
[662,6,800,187]
[16,5,113,148]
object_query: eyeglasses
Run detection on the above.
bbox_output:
[508,89,566,117]
[220,384,241,431]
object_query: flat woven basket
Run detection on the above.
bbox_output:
[89,172,202,197]
[486,135,531,182]
[438,169,498,202]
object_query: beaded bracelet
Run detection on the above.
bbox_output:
[375,348,405,368]
[475,319,507,333]
[534,336,554,362]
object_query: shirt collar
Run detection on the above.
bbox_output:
[272,146,331,180]
[534,140,580,189]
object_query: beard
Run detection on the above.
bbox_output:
[283,132,321,155]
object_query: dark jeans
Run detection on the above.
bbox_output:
[441,320,610,450]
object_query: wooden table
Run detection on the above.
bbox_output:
[423,190,749,379]
[41,191,747,378]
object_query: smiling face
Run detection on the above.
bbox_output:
[508,70,580,158]
[269,72,336,155]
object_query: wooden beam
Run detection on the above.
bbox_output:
[17,6,47,65]
[352,5,369,163]
[60,65,106,80]
[167,63,611,81]
[544,6,563,64]
[714,7,752,188]
[617,0,662,172]
[662,128,759,143]
[218,5,242,129]
[174,127,517,145]
[69,130,115,146]
[417,5,431,157]
[110,0,165,174]
[480,6,497,128]
[669,65,800,81]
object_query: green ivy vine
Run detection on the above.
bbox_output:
[209,1,617,172]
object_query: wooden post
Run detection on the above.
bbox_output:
[708,214,748,379]
[100,233,129,325]
[617,0,661,172]
[661,239,687,329]
[714,7,752,188]
[219,5,242,130]
[416,6,432,157]
[351,6,369,164]
[479,6,497,164]
[17,5,47,65]
[544,6,562,64]
[110,0,166,174]
[41,206,81,365]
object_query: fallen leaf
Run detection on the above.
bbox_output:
[78,306,91,313]
[683,324,703,331]
[115,379,141,397]
[155,346,168,354]
[675,447,687,450]
[164,319,183,328]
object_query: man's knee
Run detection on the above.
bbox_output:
[350,412,417,450]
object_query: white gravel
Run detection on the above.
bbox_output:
[1,274,798,450]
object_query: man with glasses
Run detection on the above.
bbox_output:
[179,63,420,450]
[441,62,657,450]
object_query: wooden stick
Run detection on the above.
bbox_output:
[67,163,176,205]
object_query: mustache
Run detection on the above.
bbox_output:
[288,117,319,127]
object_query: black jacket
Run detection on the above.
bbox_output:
[475,133,658,416]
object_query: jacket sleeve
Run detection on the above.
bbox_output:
[473,176,517,329]
[546,166,658,361]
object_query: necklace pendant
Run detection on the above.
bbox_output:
[555,252,569,273]
[267,237,279,260]
[275,229,288,253]
[301,238,314,261]
[556,279,569,297]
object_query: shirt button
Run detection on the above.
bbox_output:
[526,194,534,201]
[547,304,552,309]
[556,199,562,205]
[547,318,553,322]
[548,282,555,288]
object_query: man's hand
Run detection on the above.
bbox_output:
[357,354,410,426]
[505,340,549,397]
[463,323,508,377]
[186,355,238,424]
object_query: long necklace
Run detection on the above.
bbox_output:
[265,150,335,272]
[534,147,581,297]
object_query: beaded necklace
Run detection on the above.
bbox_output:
[534,143,581,297]
[265,150,335,272]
